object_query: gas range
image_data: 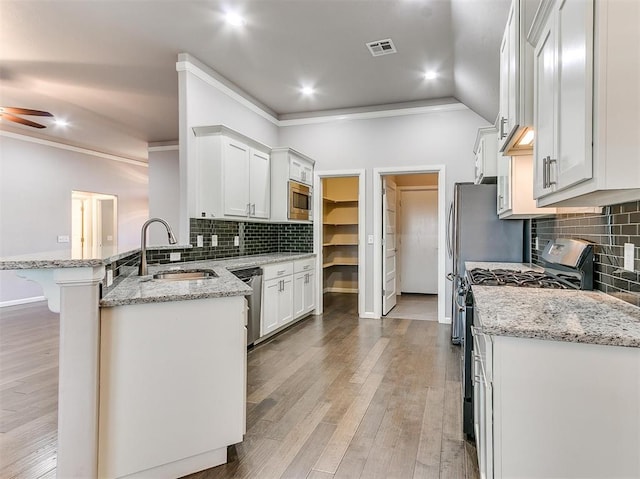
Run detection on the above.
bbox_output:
[467,268,576,289]
[461,238,594,441]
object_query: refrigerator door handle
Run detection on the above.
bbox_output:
[446,201,454,259]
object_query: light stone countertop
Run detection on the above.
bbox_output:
[100,253,315,307]
[472,285,640,348]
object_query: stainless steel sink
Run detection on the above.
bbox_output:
[152,269,217,281]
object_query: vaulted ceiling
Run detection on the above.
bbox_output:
[0,0,510,158]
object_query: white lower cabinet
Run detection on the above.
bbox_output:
[472,326,640,478]
[261,258,315,338]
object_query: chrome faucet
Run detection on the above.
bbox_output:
[139,218,177,276]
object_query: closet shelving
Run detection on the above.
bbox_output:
[322,177,359,293]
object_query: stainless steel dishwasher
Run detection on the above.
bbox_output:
[230,267,263,346]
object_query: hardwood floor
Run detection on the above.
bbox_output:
[0,302,59,479]
[185,293,478,479]
[0,294,478,479]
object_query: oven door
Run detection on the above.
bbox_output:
[289,181,311,220]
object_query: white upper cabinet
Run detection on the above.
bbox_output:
[498,0,535,156]
[192,125,271,220]
[270,147,315,223]
[474,127,498,184]
[529,0,640,207]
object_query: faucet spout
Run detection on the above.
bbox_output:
[139,218,177,276]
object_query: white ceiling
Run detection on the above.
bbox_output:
[0,0,510,158]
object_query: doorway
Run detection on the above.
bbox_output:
[71,191,118,259]
[314,170,365,318]
[373,167,446,322]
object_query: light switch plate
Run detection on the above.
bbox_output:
[234,236,240,246]
[196,235,203,247]
[211,235,218,247]
[624,243,635,271]
[57,235,70,243]
[170,252,181,262]
[367,235,374,244]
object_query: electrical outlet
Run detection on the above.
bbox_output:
[534,237,539,250]
[367,234,374,245]
[234,236,239,247]
[211,235,218,247]
[57,235,70,243]
[169,252,181,262]
[196,235,203,247]
[106,269,114,287]
[624,243,635,271]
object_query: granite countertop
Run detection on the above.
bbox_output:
[100,253,315,307]
[465,261,543,272]
[472,285,640,348]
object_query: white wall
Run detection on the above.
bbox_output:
[148,148,180,245]
[177,56,280,242]
[0,135,149,303]
[278,109,489,315]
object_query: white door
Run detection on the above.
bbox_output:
[293,272,306,318]
[303,271,315,313]
[399,189,438,294]
[261,279,280,335]
[249,149,270,218]
[382,177,397,315]
[278,277,294,326]
[223,138,250,217]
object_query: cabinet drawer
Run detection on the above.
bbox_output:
[294,257,315,273]
[262,261,294,281]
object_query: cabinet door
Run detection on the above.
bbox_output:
[293,272,306,318]
[223,139,250,217]
[554,0,593,190]
[475,139,484,183]
[278,277,294,326]
[249,149,270,219]
[533,19,556,199]
[303,271,315,313]
[261,278,280,336]
[498,24,510,145]
[497,154,512,214]
[505,1,518,138]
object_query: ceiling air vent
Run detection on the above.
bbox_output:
[366,38,397,57]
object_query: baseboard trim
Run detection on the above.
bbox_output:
[0,296,47,308]
[359,312,379,319]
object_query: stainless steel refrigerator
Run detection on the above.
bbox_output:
[447,183,524,344]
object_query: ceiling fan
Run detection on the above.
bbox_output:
[0,106,54,129]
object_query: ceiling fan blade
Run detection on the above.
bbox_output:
[0,107,54,117]
[0,112,47,128]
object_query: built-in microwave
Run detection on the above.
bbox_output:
[289,180,311,221]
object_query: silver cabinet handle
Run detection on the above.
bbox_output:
[498,194,504,209]
[500,117,508,139]
[548,158,557,186]
[246,203,251,215]
[251,204,256,215]
[277,270,286,275]
[542,156,549,188]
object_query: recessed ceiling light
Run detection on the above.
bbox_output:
[424,71,438,80]
[225,12,246,26]
[301,86,315,96]
[54,118,69,127]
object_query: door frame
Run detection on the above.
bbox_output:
[373,165,447,323]
[313,169,366,318]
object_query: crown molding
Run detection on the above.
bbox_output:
[0,130,148,167]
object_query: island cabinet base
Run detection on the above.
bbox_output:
[98,296,247,479]
[491,336,640,479]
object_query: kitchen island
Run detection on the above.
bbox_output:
[0,250,314,479]
[471,284,640,479]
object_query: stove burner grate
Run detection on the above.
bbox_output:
[467,268,574,289]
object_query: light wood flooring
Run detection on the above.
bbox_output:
[0,294,477,479]
[384,294,438,322]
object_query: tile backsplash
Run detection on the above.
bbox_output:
[532,201,640,306]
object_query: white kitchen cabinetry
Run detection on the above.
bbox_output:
[270,147,315,222]
[472,327,640,478]
[261,262,294,336]
[293,258,315,318]
[498,155,558,219]
[498,0,534,156]
[530,0,640,207]
[192,125,271,221]
[261,259,316,339]
[474,127,498,184]
[99,296,246,478]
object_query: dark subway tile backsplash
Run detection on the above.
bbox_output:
[532,200,640,307]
